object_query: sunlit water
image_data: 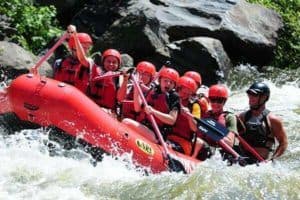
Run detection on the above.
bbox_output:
[1,69,300,199]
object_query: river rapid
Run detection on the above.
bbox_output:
[0,67,300,200]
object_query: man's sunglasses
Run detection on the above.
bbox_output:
[247,90,260,97]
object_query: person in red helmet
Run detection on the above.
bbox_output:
[184,71,202,87]
[87,48,123,112]
[53,25,93,93]
[199,84,237,161]
[184,71,210,114]
[122,67,180,143]
[117,61,156,120]
[167,76,204,156]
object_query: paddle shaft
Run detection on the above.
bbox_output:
[92,72,122,81]
[217,140,240,159]
[131,74,170,159]
[31,32,68,75]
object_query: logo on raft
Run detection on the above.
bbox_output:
[136,139,154,155]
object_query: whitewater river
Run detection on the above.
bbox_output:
[0,72,300,199]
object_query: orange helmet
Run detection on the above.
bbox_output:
[136,61,156,76]
[159,67,179,84]
[68,33,93,49]
[184,71,202,86]
[178,76,197,93]
[208,84,229,99]
[101,49,121,66]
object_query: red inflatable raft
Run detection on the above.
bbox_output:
[0,73,200,173]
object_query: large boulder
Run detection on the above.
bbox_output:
[41,0,283,83]
[166,37,232,85]
[0,41,52,81]
[72,0,281,82]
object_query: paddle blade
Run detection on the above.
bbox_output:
[196,118,229,142]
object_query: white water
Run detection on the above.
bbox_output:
[1,80,300,199]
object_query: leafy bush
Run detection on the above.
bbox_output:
[0,0,62,54]
[248,0,300,69]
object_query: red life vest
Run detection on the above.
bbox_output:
[88,66,118,110]
[171,102,194,141]
[54,56,80,86]
[120,86,136,119]
[54,56,90,93]
[121,85,151,120]
[136,89,170,128]
[167,101,197,155]
[75,65,90,93]
[120,100,137,119]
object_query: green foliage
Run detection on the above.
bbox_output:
[0,0,62,54]
[248,0,300,69]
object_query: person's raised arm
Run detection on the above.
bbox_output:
[68,25,91,68]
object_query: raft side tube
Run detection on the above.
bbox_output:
[6,74,201,173]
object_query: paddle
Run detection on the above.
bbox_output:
[196,117,229,141]
[92,67,135,82]
[92,71,122,81]
[195,117,266,163]
[234,133,266,162]
[31,32,69,75]
[131,73,187,173]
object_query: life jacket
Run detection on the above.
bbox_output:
[53,56,90,93]
[167,100,199,155]
[241,109,274,151]
[171,101,196,141]
[87,66,119,110]
[120,85,136,119]
[136,87,171,128]
[75,64,90,93]
[120,100,137,119]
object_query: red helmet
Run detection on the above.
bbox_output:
[136,61,156,76]
[208,84,229,99]
[178,76,197,93]
[68,33,93,49]
[184,71,202,86]
[159,67,179,83]
[101,49,121,66]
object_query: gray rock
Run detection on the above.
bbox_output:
[167,37,232,85]
[40,0,283,82]
[121,53,134,69]
[0,41,53,80]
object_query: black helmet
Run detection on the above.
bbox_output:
[247,82,270,100]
